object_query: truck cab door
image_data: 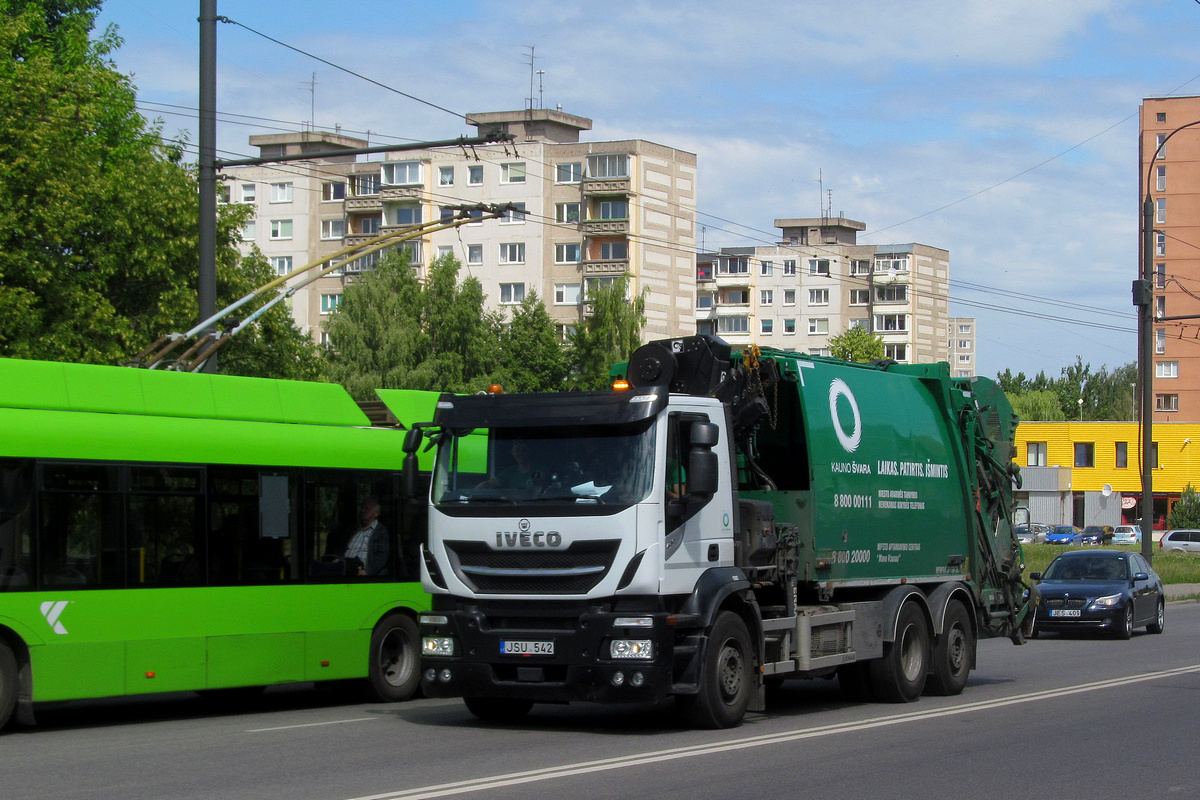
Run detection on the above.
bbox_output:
[662,411,734,594]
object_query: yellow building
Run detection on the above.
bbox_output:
[1013,421,1200,528]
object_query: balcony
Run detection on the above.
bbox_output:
[346,196,382,212]
[343,233,376,248]
[581,177,632,196]
[380,185,422,201]
[873,269,909,285]
[581,218,629,235]
[582,259,629,276]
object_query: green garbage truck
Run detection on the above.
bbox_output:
[412,335,1031,728]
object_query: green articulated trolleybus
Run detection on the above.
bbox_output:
[0,357,441,730]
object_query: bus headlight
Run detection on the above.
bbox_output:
[423,637,456,657]
[610,639,653,659]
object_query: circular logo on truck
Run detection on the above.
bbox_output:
[828,378,862,453]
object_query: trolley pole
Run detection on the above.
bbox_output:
[198,0,218,372]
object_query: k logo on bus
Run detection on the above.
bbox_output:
[41,600,69,635]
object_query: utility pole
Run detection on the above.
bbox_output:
[198,0,217,372]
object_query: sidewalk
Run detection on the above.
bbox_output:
[1166,583,1200,600]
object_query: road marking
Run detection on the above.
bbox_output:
[247,717,377,733]
[347,663,1200,800]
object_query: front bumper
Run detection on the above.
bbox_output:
[1035,605,1126,632]
[419,602,694,704]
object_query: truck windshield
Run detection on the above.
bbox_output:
[432,421,656,508]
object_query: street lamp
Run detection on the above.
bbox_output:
[1078,397,1083,421]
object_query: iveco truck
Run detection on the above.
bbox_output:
[409,335,1030,727]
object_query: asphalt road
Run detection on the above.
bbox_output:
[5,603,1200,800]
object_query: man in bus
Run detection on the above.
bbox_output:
[339,497,390,577]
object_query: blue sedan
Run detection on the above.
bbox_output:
[1029,550,1165,639]
[1045,525,1083,545]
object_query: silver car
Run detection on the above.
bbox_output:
[1112,525,1140,545]
[1160,529,1200,553]
[1015,523,1051,544]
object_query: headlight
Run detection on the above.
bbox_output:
[422,636,456,657]
[610,639,654,659]
[1092,594,1123,608]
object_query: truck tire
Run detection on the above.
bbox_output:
[368,613,420,702]
[925,600,972,696]
[464,697,533,723]
[680,611,753,728]
[0,641,16,731]
[869,602,929,703]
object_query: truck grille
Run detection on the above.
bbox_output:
[445,540,620,594]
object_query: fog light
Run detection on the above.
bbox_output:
[630,671,645,687]
[420,614,449,626]
[423,637,456,657]
[424,668,437,683]
[439,668,453,683]
[611,671,625,687]
[610,639,654,659]
[614,616,653,628]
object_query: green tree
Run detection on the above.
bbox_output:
[0,1,317,378]
[1168,484,1200,529]
[497,292,569,392]
[568,277,646,389]
[1008,390,1066,421]
[829,326,884,363]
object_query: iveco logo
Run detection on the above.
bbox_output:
[495,529,564,548]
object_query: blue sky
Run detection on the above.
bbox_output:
[93,0,1200,378]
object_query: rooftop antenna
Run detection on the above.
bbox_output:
[826,189,834,219]
[300,72,317,130]
[536,69,545,109]
[816,168,824,220]
[524,45,536,110]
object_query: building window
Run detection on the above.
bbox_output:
[242,220,255,241]
[1156,133,1167,158]
[809,318,829,335]
[809,289,829,306]
[241,183,256,203]
[1157,112,1167,123]
[598,200,628,219]
[809,347,830,357]
[884,343,907,362]
[760,290,773,306]
[783,260,796,276]
[501,162,526,184]
[1157,296,1166,319]
[269,256,292,276]
[697,263,713,281]
[760,260,773,276]
[556,323,576,341]
[467,244,483,264]
[439,166,454,186]
[1156,197,1167,224]
[717,316,749,334]
[1156,327,1166,354]
[874,314,907,332]
[352,174,379,196]
[585,276,619,297]
[783,319,796,334]
[721,289,749,306]
[391,205,421,226]
[217,185,229,203]
[1157,165,1166,192]
[958,340,972,350]
[600,241,628,260]
[270,182,293,203]
[761,319,773,334]
[875,255,909,273]
[851,318,870,330]
[499,243,525,264]
[850,289,869,305]
[718,257,749,275]
[1027,442,1047,467]
[556,202,580,223]
[808,259,829,276]
[435,245,454,260]
[382,161,421,186]
[587,154,629,179]
[697,293,713,309]
[269,219,293,240]
[555,243,581,264]
[783,290,796,306]
[359,216,380,235]
[1157,361,1179,378]
[850,259,871,275]
[875,285,907,303]
[1115,441,1127,469]
[1156,263,1166,290]
[1074,442,1095,468]
[500,202,527,224]
[555,284,581,305]
[958,354,971,364]
[322,182,346,202]
[1156,393,1179,412]
[499,283,525,305]
[468,165,484,186]
[320,294,342,314]
[320,219,345,240]
[1156,232,1166,256]
[958,324,972,334]
[556,162,583,183]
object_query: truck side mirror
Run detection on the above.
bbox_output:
[687,449,718,496]
[402,428,423,454]
[690,421,719,447]
[402,428,424,500]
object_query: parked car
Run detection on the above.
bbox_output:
[1046,525,1083,545]
[1081,525,1114,545]
[1160,529,1200,553]
[1015,523,1051,544]
[1029,549,1165,639]
[1111,525,1140,545]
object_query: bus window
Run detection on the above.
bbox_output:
[128,466,205,586]
[208,466,300,585]
[0,459,34,591]
[39,463,123,589]
[306,469,401,580]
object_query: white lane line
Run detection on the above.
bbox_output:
[347,663,1200,800]
[248,717,378,733]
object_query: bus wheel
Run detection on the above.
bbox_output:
[680,611,753,729]
[925,600,973,696]
[368,614,420,702]
[0,641,16,731]
[464,697,533,723]
[869,602,929,703]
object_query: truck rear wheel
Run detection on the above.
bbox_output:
[464,697,533,723]
[680,611,753,729]
[869,602,929,703]
[925,600,972,696]
[368,613,420,702]
[0,641,16,731]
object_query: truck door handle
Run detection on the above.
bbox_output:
[708,544,719,562]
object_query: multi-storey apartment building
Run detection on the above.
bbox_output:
[223,110,698,344]
[1140,96,1200,422]
[695,217,950,364]
[947,317,978,377]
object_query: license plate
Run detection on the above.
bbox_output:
[500,640,554,655]
[1050,609,1081,618]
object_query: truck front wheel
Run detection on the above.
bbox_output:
[0,640,16,731]
[869,602,929,703]
[368,613,420,702]
[680,611,753,729]
[925,600,973,696]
